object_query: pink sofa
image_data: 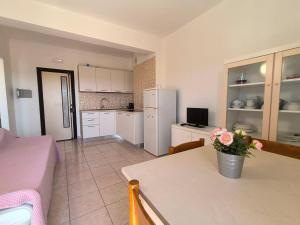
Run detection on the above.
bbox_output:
[0,128,59,225]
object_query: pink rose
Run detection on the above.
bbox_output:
[252,140,263,150]
[211,128,227,141]
[218,131,234,146]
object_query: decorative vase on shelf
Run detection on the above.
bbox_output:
[210,128,262,179]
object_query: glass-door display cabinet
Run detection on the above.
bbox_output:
[270,48,300,146]
[221,54,274,140]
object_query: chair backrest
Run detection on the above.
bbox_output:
[255,138,300,160]
[128,180,154,225]
[168,138,205,155]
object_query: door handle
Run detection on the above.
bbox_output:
[70,104,74,113]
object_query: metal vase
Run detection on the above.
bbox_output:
[217,150,245,179]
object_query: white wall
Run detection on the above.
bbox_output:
[162,0,300,126]
[7,34,133,137]
[0,30,16,132]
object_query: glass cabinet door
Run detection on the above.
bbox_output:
[222,54,274,139]
[270,48,300,146]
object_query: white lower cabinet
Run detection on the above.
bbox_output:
[116,111,125,137]
[82,125,100,138]
[81,111,116,138]
[82,110,143,144]
[116,112,144,145]
[171,124,215,147]
[172,128,191,146]
[100,112,116,136]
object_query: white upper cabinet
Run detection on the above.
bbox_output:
[111,69,125,92]
[96,68,111,92]
[124,71,133,93]
[78,66,96,92]
[78,65,133,93]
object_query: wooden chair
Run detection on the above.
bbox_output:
[168,138,205,155]
[255,138,300,160]
[128,180,154,225]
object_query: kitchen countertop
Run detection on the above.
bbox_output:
[122,146,300,225]
[80,108,143,113]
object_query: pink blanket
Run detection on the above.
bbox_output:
[0,129,59,225]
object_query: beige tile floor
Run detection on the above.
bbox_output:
[48,137,156,225]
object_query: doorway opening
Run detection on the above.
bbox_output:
[37,67,77,141]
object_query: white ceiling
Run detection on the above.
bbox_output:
[34,0,222,36]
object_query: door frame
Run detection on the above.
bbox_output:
[37,67,77,139]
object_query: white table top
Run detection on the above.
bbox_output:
[122,145,300,225]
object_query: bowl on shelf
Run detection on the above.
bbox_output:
[231,99,245,108]
[282,102,300,111]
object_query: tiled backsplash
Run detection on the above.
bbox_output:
[79,92,133,110]
[133,57,156,110]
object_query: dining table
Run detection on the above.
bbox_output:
[122,145,300,225]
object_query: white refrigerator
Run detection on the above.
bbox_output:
[144,88,176,156]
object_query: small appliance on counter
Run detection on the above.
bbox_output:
[127,103,134,111]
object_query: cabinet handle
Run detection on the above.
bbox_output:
[266,84,271,87]
[87,119,94,121]
[87,113,95,114]
[274,83,279,86]
[85,89,92,91]
[101,90,109,91]
[87,125,95,127]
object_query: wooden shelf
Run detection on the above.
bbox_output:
[279,110,300,114]
[228,82,265,88]
[228,108,263,112]
[281,78,300,83]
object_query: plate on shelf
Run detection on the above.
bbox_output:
[233,123,256,133]
[286,74,300,79]
[278,132,300,142]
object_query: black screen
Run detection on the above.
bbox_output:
[187,108,208,126]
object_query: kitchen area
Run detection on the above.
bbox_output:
[78,64,144,145]
[77,57,168,153]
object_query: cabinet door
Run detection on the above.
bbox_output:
[269,48,300,146]
[96,68,111,92]
[191,132,211,146]
[82,125,100,138]
[100,112,116,136]
[125,113,134,143]
[111,70,125,92]
[116,111,123,136]
[78,66,96,92]
[124,71,133,93]
[222,54,274,140]
[171,128,191,146]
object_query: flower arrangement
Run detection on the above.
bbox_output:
[210,128,262,157]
